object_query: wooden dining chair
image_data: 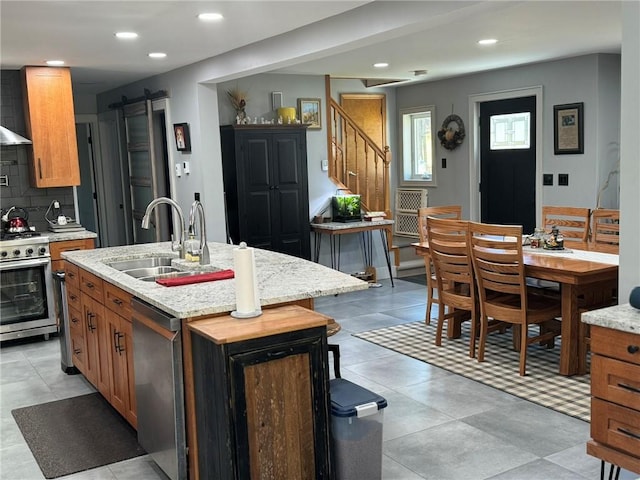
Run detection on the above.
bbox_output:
[468,221,562,376]
[541,206,591,248]
[417,205,462,325]
[589,208,620,253]
[425,217,479,357]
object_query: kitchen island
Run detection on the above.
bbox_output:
[62,241,368,480]
[62,241,366,317]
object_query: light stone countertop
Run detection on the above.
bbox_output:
[582,303,640,335]
[62,242,369,319]
[45,230,98,242]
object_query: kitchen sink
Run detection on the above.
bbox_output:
[122,266,181,279]
[108,256,175,271]
[138,270,203,282]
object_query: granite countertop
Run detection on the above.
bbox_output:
[582,303,640,335]
[45,230,98,242]
[62,242,368,319]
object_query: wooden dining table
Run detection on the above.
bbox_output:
[413,242,619,376]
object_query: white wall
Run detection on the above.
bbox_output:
[618,0,640,301]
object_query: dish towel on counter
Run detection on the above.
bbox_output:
[156,269,235,287]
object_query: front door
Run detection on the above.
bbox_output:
[480,96,536,233]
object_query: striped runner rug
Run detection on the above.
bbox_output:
[353,321,591,422]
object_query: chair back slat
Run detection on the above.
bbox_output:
[590,208,619,253]
[541,206,590,247]
[417,205,462,242]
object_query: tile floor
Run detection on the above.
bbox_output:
[1,277,637,480]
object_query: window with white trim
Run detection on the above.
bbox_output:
[400,106,436,186]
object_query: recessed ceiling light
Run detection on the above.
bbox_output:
[373,62,389,68]
[198,13,223,21]
[478,38,498,45]
[148,52,167,59]
[46,60,65,66]
[115,32,138,39]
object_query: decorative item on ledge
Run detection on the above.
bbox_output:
[277,107,297,124]
[437,114,466,150]
[227,87,248,124]
[297,98,321,130]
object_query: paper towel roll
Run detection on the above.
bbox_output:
[231,242,262,318]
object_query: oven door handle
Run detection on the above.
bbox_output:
[0,256,50,270]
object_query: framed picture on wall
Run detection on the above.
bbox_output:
[553,103,583,154]
[297,98,321,129]
[173,123,191,152]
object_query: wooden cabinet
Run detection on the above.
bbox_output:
[587,325,640,474]
[64,263,137,428]
[189,305,331,479]
[103,283,137,428]
[221,125,311,260]
[21,66,80,188]
[50,238,95,271]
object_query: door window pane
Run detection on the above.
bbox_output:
[490,112,530,150]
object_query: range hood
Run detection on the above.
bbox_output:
[0,126,32,145]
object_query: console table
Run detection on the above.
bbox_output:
[311,219,395,287]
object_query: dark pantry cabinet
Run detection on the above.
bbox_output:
[220,125,311,259]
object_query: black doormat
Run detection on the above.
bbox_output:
[399,274,427,286]
[12,393,146,478]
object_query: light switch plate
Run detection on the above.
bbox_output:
[558,173,569,186]
[175,163,182,177]
[321,159,328,171]
[183,161,190,174]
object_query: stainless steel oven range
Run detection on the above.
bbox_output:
[0,234,57,341]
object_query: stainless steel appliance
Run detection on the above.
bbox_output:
[0,234,56,341]
[132,297,187,480]
[52,270,78,374]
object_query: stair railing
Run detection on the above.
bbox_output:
[324,83,391,217]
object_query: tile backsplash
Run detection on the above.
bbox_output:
[1,70,75,233]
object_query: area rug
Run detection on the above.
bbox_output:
[354,321,591,422]
[12,393,145,478]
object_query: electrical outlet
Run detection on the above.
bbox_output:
[558,173,569,186]
[543,174,553,186]
[321,159,328,171]
[442,158,447,168]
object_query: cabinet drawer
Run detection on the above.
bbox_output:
[592,355,640,410]
[80,269,104,303]
[64,262,79,290]
[68,304,83,335]
[591,397,640,458]
[70,328,86,372]
[591,326,640,365]
[104,283,132,319]
[50,238,95,261]
[66,284,81,311]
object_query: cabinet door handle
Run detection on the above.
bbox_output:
[113,331,125,354]
[71,315,80,325]
[618,383,640,394]
[87,312,96,332]
[85,282,95,290]
[67,272,75,279]
[267,348,292,359]
[112,298,123,307]
[617,427,640,440]
[73,348,82,355]
[628,345,639,354]
[38,158,42,179]
[69,294,78,301]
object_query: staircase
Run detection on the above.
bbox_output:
[325,78,423,277]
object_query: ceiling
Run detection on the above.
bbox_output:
[0,1,622,96]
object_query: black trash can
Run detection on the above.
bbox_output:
[330,378,387,480]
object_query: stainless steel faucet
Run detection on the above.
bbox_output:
[141,197,186,259]
[188,200,210,265]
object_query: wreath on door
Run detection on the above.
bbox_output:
[437,114,466,150]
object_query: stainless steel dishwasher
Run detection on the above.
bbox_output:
[132,298,187,480]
